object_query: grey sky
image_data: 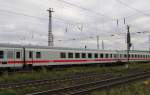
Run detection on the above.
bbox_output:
[0,0,150,50]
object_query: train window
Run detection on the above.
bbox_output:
[0,51,3,58]
[129,54,131,58]
[60,52,66,58]
[146,55,147,58]
[138,55,140,58]
[120,54,122,58]
[36,52,41,58]
[16,52,20,59]
[29,51,33,58]
[75,53,80,58]
[131,54,134,58]
[81,53,86,58]
[7,51,13,59]
[100,53,103,58]
[88,53,92,58]
[68,53,73,58]
[105,54,108,58]
[114,54,117,58]
[110,54,112,58]
[135,55,137,58]
[124,54,127,58]
[94,53,98,58]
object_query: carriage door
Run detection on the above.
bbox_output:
[29,51,33,65]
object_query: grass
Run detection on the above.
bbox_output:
[0,63,150,83]
[91,79,150,95]
[0,89,17,95]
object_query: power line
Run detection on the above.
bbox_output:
[0,8,81,25]
[57,0,116,21]
[115,0,150,16]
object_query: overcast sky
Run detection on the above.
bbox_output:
[0,0,150,50]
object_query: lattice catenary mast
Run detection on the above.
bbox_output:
[47,8,54,47]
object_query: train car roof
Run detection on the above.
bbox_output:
[0,43,113,52]
[0,43,149,53]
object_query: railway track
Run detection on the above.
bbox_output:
[26,70,150,95]
[0,72,114,89]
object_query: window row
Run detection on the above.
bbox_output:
[0,51,41,59]
[60,52,150,59]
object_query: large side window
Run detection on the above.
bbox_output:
[7,51,13,59]
[100,53,103,58]
[110,54,112,58]
[29,51,33,58]
[36,52,41,59]
[88,53,92,58]
[75,53,80,58]
[68,53,73,58]
[135,55,137,58]
[16,52,21,59]
[105,54,108,58]
[94,53,98,58]
[0,51,3,59]
[81,53,86,58]
[60,52,66,58]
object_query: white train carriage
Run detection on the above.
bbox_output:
[25,46,118,66]
[0,43,150,68]
[0,44,23,68]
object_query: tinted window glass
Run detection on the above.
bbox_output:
[0,51,3,58]
[94,53,98,58]
[114,54,117,58]
[82,53,86,58]
[124,54,127,58]
[105,54,108,58]
[110,54,112,58]
[88,53,92,58]
[75,53,80,58]
[29,51,33,58]
[60,52,66,58]
[36,52,41,58]
[100,53,103,58]
[68,53,73,58]
[16,52,20,59]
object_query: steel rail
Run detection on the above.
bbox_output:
[0,72,113,89]
[27,71,150,95]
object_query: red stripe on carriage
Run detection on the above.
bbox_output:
[4,58,150,64]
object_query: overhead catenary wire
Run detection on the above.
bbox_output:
[0,8,149,43]
[57,0,117,21]
[0,1,150,49]
[115,0,150,16]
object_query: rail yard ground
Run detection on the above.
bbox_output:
[91,79,150,95]
[0,63,150,95]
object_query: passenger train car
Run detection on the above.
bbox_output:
[0,43,150,69]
